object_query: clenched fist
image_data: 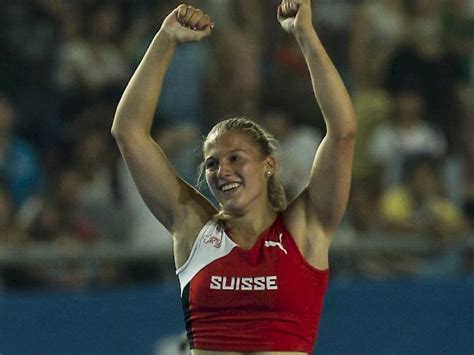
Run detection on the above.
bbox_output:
[277,0,313,35]
[161,4,213,44]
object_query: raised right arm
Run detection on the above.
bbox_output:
[111,6,216,235]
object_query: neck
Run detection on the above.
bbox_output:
[224,204,278,246]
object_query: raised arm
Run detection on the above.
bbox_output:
[279,0,357,240]
[111,5,216,236]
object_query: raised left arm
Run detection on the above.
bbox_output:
[279,0,357,239]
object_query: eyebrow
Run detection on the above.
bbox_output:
[205,149,248,161]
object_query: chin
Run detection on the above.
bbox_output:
[220,201,245,216]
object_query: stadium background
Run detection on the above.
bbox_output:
[1,0,473,354]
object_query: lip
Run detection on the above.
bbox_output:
[221,185,241,197]
[217,181,242,196]
[218,181,242,190]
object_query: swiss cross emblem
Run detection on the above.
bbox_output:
[203,233,222,248]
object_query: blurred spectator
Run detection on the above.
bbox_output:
[350,0,407,90]
[0,1,66,162]
[441,0,474,88]
[199,0,234,25]
[18,167,116,290]
[445,114,474,228]
[352,89,392,181]
[368,89,446,188]
[206,1,264,124]
[259,110,322,200]
[55,1,129,110]
[0,1,60,92]
[73,127,125,241]
[27,167,100,244]
[0,186,26,246]
[381,155,466,236]
[349,178,383,234]
[158,40,211,128]
[154,122,201,183]
[118,157,175,283]
[312,0,355,80]
[0,93,44,208]
[26,200,66,244]
[0,185,38,290]
[379,155,467,276]
[126,2,211,129]
[117,157,172,253]
[264,35,323,129]
[384,1,465,151]
[347,178,393,278]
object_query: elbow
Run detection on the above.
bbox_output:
[111,115,134,142]
[345,125,358,140]
[110,122,118,139]
[111,122,123,142]
[343,112,358,138]
[340,112,358,140]
[330,121,358,141]
[324,109,358,140]
[111,117,148,146]
[111,112,122,140]
[111,120,132,145]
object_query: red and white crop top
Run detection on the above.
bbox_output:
[176,214,329,353]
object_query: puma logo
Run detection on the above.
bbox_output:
[264,233,288,254]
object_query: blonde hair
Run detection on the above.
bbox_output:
[197,117,287,221]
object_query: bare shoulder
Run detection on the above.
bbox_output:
[282,190,331,270]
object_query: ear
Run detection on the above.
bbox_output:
[264,155,276,176]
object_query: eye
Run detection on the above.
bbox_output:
[205,159,218,170]
[230,154,242,163]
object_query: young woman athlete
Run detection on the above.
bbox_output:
[112,0,357,353]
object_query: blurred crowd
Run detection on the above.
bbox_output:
[0,0,473,291]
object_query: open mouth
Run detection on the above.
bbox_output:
[219,182,241,196]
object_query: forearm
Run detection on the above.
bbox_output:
[295,29,357,138]
[112,30,177,140]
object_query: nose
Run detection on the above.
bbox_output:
[217,161,232,178]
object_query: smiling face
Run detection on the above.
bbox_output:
[204,131,274,216]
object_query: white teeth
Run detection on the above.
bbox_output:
[221,183,240,191]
